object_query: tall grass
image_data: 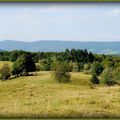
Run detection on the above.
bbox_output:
[0,71,120,118]
[0,61,13,68]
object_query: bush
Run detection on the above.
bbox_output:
[72,63,79,72]
[35,63,41,71]
[0,64,11,81]
[90,62,104,76]
[84,63,91,70]
[42,58,53,71]
[113,67,120,82]
[53,71,71,83]
[90,73,99,84]
[77,62,84,71]
[101,68,117,86]
[52,62,71,83]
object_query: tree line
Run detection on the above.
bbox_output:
[0,49,120,86]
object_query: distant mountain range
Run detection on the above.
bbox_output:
[0,40,120,54]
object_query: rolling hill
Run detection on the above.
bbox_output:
[0,40,120,54]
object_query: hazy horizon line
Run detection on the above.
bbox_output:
[0,40,120,43]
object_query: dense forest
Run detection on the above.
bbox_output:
[0,49,120,85]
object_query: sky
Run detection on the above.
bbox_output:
[0,3,120,42]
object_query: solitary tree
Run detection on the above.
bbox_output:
[12,53,36,76]
[51,62,71,83]
[0,64,11,81]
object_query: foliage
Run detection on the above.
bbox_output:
[88,51,94,62]
[77,62,84,71]
[3,48,93,73]
[112,67,120,83]
[90,62,104,76]
[12,61,21,77]
[52,62,71,83]
[10,50,19,62]
[102,57,115,69]
[90,73,99,84]
[42,57,53,71]
[0,49,120,87]
[84,63,91,70]
[0,64,11,81]
[72,62,79,72]
[35,63,41,71]
[101,68,117,86]
[12,53,36,76]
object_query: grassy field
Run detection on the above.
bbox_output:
[0,61,13,68]
[0,66,120,118]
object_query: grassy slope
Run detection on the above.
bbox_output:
[0,61,13,68]
[0,70,120,118]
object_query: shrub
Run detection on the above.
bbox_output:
[90,73,99,84]
[0,64,11,81]
[90,62,104,76]
[72,63,79,72]
[42,58,53,71]
[77,62,84,71]
[52,62,71,83]
[35,63,41,71]
[84,63,91,70]
[113,67,120,82]
[101,68,117,86]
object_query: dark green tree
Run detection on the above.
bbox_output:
[71,49,77,62]
[91,62,104,76]
[90,73,99,84]
[10,50,19,62]
[12,53,36,76]
[88,52,94,63]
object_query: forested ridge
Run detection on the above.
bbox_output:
[0,40,120,54]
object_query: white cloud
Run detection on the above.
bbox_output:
[0,4,120,42]
[108,9,120,16]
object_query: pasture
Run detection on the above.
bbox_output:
[0,69,120,118]
[0,61,13,68]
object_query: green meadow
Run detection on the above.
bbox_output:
[0,62,120,118]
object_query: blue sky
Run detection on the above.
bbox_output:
[0,3,120,42]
